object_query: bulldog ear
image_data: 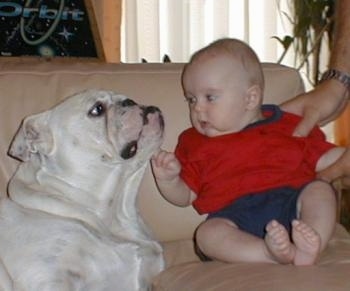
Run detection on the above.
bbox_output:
[8,111,54,162]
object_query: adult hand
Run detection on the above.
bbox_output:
[281,79,349,137]
[282,80,350,187]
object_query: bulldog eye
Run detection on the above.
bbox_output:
[89,102,106,117]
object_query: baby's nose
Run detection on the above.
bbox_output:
[193,100,204,112]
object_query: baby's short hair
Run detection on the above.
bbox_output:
[185,38,265,91]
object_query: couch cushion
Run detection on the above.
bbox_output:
[153,224,350,290]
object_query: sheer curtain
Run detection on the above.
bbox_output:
[121,0,294,66]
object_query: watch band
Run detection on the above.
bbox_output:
[321,69,350,90]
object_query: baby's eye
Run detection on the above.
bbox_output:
[206,95,218,102]
[185,96,197,105]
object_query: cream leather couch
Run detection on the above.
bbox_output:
[1,59,350,290]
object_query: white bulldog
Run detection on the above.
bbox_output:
[0,89,164,291]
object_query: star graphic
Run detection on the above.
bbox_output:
[58,27,73,41]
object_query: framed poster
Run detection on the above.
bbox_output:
[0,0,104,60]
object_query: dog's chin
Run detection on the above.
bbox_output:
[119,135,162,161]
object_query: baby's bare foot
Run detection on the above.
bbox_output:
[292,220,321,266]
[265,220,295,264]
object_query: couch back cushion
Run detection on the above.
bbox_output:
[0,61,304,242]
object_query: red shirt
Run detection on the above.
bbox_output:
[175,105,335,214]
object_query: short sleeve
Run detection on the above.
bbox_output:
[303,126,335,170]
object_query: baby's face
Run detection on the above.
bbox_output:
[182,54,253,137]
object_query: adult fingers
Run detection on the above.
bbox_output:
[292,109,320,137]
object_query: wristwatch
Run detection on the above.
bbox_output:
[321,69,350,90]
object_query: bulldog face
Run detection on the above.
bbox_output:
[9,90,164,167]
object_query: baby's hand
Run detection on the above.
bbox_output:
[151,150,181,182]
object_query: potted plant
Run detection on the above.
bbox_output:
[275,0,335,86]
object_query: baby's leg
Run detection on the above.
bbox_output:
[195,218,277,263]
[293,180,337,265]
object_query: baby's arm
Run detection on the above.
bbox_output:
[151,150,196,207]
[316,146,346,173]
[317,146,350,185]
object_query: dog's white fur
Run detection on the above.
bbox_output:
[0,90,164,291]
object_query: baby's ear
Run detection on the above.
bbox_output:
[245,84,262,110]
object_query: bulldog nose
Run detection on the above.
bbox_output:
[121,98,137,107]
[142,106,164,128]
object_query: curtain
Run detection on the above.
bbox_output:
[121,0,295,65]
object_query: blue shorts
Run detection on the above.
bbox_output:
[207,186,301,238]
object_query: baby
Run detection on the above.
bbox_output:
[151,38,345,265]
